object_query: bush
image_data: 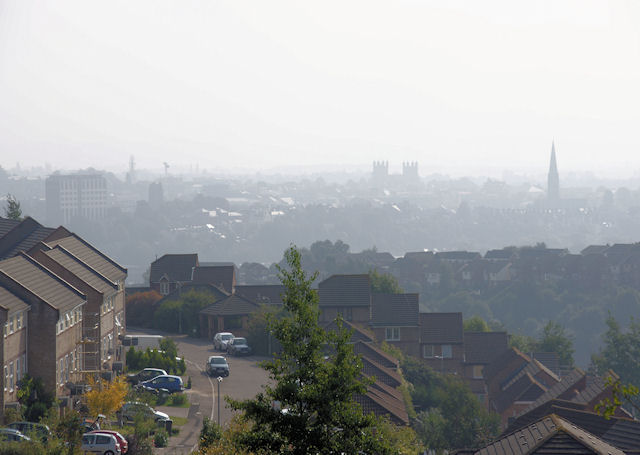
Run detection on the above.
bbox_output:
[125,339,186,375]
[154,429,169,447]
[126,290,162,328]
[167,393,188,407]
[199,417,222,449]
[152,290,215,336]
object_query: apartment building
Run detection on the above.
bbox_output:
[45,174,108,225]
[0,285,29,410]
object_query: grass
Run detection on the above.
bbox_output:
[169,416,188,426]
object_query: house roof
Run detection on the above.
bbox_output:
[370,293,419,327]
[199,294,259,317]
[500,360,559,392]
[483,347,531,385]
[581,245,609,256]
[149,253,198,283]
[0,217,57,260]
[359,382,409,425]
[44,245,117,295]
[484,249,514,260]
[515,368,586,419]
[0,284,29,313]
[436,251,481,261]
[0,218,20,237]
[0,254,85,311]
[474,414,625,455]
[353,340,399,369]
[420,312,463,344]
[494,372,547,413]
[324,320,374,344]
[318,274,371,307]
[156,283,229,306]
[464,331,509,364]
[360,355,402,388]
[46,235,127,282]
[235,285,286,305]
[191,264,235,293]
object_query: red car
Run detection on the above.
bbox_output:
[86,430,128,454]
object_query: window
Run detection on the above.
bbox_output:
[16,312,22,330]
[9,315,14,334]
[472,365,484,379]
[59,359,64,385]
[3,365,7,391]
[441,345,452,359]
[9,362,14,391]
[159,280,169,295]
[3,322,6,338]
[385,327,400,341]
[16,357,20,382]
[423,345,435,358]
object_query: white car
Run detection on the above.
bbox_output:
[213,332,234,351]
[81,432,121,455]
[119,402,170,422]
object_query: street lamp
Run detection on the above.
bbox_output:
[216,377,223,426]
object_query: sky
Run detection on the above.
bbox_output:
[1,0,639,177]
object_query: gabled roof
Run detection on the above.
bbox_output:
[515,368,586,419]
[436,251,481,261]
[43,245,117,295]
[0,218,20,237]
[324,320,374,344]
[318,274,371,307]
[353,340,399,369]
[581,245,609,256]
[0,284,29,313]
[494,372,547,413]
[358,381,409,426]
[420,312,463,344]
[199,294,259,317]
[46,234,127,282]
[360,355,402,388]
[484,249,514,260]
[0,253,85,311]
[191,264,235,293]
[149,254,198,283]
[464,331,509,364]
[475,414,625,455]
[235,285,285,305]
[0,217,57,260]
[484,347,531,385]
[370,293,418,326]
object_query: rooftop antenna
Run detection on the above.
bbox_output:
[163,162,169,176]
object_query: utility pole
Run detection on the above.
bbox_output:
[217,377,223,426]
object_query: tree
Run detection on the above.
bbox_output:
[126,290,162,327]
[16,375,55,422]
[4,193,22,220]
[228,246,394,454]
[153,289,214,335]
[463,315,491,332]
[85,376,128,417]
[538,321,574,367]
[370,268,403,294]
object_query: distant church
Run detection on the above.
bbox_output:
[547,141,559,201]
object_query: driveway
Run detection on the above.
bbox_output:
[150,332,270,454]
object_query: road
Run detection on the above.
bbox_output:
[154,333,270,454]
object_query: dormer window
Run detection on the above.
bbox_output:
[159,279,170,295]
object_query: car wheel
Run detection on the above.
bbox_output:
[105,451,115,455]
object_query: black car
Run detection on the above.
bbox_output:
[206,356,230,377]
[126,368,167,385]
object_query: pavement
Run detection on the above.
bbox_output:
[126,329,270,454]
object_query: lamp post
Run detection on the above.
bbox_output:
[434,355,444,374]
[216,376,223,426]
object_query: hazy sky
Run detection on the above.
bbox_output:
[1,1,639,176]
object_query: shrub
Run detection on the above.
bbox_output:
[199,417,222,449]
[154,429,169,447]
[167,393,188,407]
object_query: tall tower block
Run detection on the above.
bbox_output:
[547,142,559,201]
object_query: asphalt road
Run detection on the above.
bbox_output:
[154,333,270,453]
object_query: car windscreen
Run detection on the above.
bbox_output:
[221,334,233,340]
[210,358,227,364]
[234,338,247,344]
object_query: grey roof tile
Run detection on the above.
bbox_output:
[420,312,463,344]
[318,274,371,307]
[149,254,198,283]
[371,293,418,326]
[0,284,29,313]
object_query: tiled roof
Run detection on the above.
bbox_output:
[156,283,229,306]
[149,254,198,283]
[0,217,57,260]
[0,254,85,311]
[46,235,126,282]
[419,312,463,344]
[44,246,117,295]
[484,249,514,260]
[494,372,546,413]
[581,245,609,255]
[464,331,509,364]
[515,368,585,419]
[571,373,616,405]
[0,218,20,236]
[483,348,531,385]
[436,251,481,261]
[358,382,409,425]
[199,294,259,317]
[318,274,371,307]
[235,285,285,305]
[370,293,419,326]
[191,264,235,293]
[353,340,399,369]
[324,320,374,344]
[360,355,402,388]
[0,284,29,313]
[504,399,587,434]
[475,414,625,455]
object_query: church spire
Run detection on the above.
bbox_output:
[548,141,559,201]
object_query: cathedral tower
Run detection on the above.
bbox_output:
[547,141,559,201]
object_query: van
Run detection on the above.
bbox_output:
[122,334,163,351]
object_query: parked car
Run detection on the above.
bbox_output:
[81,432,121,455]
[213,332,234,351]
[138,374,184,394]
[0,428,31,442]
[119,402,170,423]
[7,421,50,441]
[227,337,251,356]
[206,355,230,377]
[86,430,128,454]
[126,368,168,385]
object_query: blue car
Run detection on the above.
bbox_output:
[138,375,184,394]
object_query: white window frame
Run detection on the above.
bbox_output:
[159,280,169,295]
[9,315,14,334]
[385,327,400,341]
[441,344,453,359]
[9,361,14,391]
[423,345,435,358]
[16,357,20,382]
[3,365,7,391]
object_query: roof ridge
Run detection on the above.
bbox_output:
[62,233,127,274]
[18,252,86,300]
[51,244,118,290]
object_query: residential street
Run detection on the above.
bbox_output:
[153,333,270,454]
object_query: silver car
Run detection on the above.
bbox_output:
[213,332,234,351]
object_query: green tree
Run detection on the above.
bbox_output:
[228,246,393,454]
[4,193,22,220]
[538,321,574,367]
[126,290,162,328]
[463,315,491,332]
[153,289,214,335]
[16,375,55,422]
[369,268,403,293]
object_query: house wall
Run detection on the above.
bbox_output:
[420,343,465,375]
[371,326,420,358]
[320,306,370,324]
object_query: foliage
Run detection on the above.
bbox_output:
[246,304,286,356]
[154,429,169,447]
[402,356,500,451]
[228,246,394,454]
[197,416,253,455]
[375,417,424,454]
[85,375,128,418]
[54,410,85,454]
[537,321,574,367]
[595,374,640,418]
[126,290,162,328]
[2,406,22,425]
[153,289,214,335]
[17,375,56,422]
[370,268,403,294]
[199,417,222,450]
[463,315,491,332]
[167,393,189,407]
[4,193,22,220]
[508,333,537,353]
[125,338,186,375]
